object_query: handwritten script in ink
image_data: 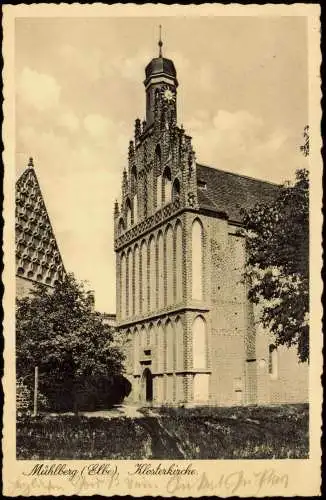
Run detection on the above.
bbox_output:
[9,463,289,496]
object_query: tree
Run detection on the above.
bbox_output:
[240,168,309,362]
[16,273,126,411]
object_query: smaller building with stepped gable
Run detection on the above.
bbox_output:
[114,36,308,406]
[16,157,65,299]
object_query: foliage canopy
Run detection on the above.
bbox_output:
[241,168,309,362]
[16,273,125,410]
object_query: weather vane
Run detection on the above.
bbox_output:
[158,24,163,57]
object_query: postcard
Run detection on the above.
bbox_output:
[2,3,322,496]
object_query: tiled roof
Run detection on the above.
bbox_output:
[196,163,279,223]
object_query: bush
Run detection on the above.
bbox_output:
[38,374,132,412]
[17,377,50,415]
[16,378,32,414]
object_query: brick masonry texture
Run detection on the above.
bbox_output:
[114,53,308,406]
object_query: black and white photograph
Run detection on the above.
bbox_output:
[2,3,322,497]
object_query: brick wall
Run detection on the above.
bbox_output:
[16,276,37,299]
[255,319,308,404]
[116,193,308,406]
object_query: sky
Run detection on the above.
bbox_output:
[15,16,308,312]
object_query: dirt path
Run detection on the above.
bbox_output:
[139,416,186,459]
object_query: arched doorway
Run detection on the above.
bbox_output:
[142,368,153,402]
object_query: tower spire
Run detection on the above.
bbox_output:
[158,24,163,57]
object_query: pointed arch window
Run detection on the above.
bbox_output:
[134,245,140,316]
[157,322,164,373]
[166,320,174,372]
[165,226,174,306]
[120,253,126,319]
[192,315,207,369]
[140,240,147,314]
[175,317,184,371]
[126,198,132,229]
[172,178,180,202]
[149,236,156,312]
[157,232,164,309]
[163,166,172,204]
[127,249,133,317]
[192,219,203,300]
[175,222,183,302]
[133,328,140,373]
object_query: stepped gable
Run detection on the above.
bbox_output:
[16,158,65,288]
[196,163,280,223]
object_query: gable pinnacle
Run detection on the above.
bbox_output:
[28,157,34,168]
[114,199,119,217]
[158,24,163,58]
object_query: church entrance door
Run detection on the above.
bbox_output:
[142,368,153,402]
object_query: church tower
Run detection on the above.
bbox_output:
[114,32,307,406]
[114,31,202,405]
[143,26,178,128]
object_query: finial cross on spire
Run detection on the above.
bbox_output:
[158,24,163,57]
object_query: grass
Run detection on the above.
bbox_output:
[147,404,309,459]
[16,403,308,460]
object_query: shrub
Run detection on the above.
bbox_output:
[16,378,32,414]
[38,374,132,412]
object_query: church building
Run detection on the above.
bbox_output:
[16,157,65,299]
[114,38,308,406]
